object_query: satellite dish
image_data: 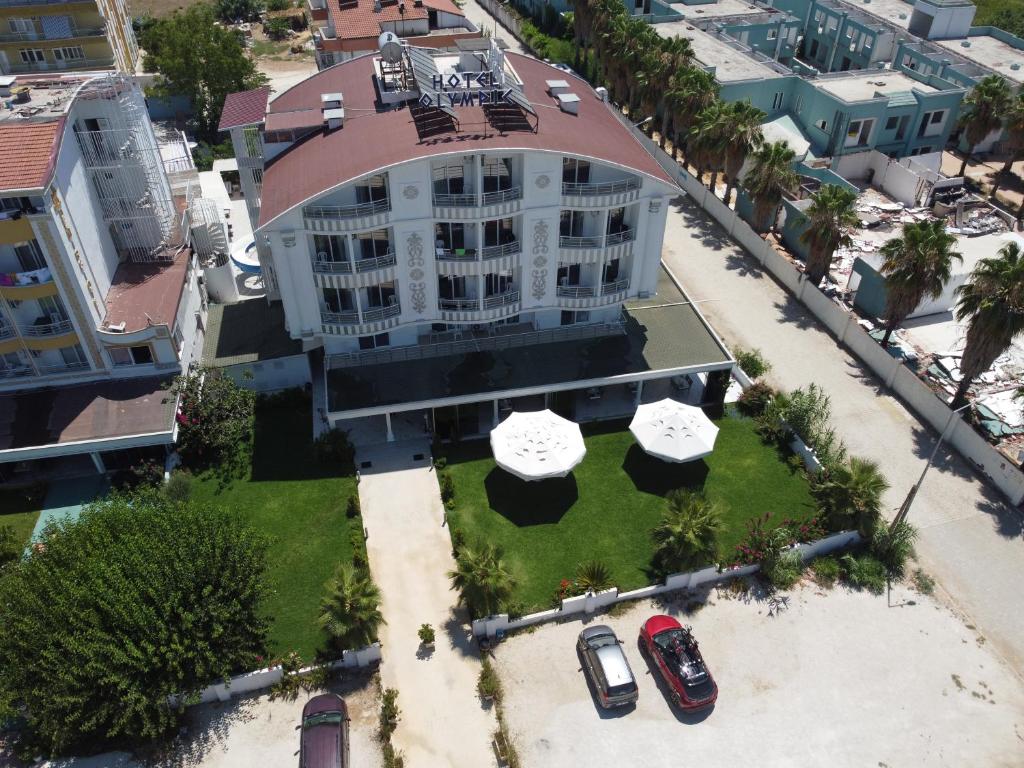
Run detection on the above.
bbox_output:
[378,31,403,64]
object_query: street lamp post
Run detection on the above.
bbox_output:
[890,403,971,529]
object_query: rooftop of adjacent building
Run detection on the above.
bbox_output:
[325,266,732,416]
[834,0,916,29]
[317,0,466,42]
[667,0,784,20]
[654,20,787,82]
[0,376,177,453]
[202,299,304,368]
[933,33,1024,86]
[102,245,192,334]
[813,69,938,99]
[253,49,676,227]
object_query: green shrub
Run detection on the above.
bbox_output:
[477,656,502,701]
[417,623,435,645]
[433,456,448,471]
[869,521,917,580]
[735,347,772,380]
[0,525,20,570]
[382,742,405,768]
[266,0,291,9]
[346,494,361,519]
[264,15,290,39]
[912,568,935,595]
[172,368,256,472]
[764,550,803,590]
[737,381,776,417]
[439,472,455,507]
[164,470,192,503]
[379,687,401,741]
[449,527,465,558]
[810,555,840,587]
[839,553,887,594]
[575,560,613,593]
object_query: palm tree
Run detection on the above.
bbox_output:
[651,490,721,574]
[688,102,726,191]
[799,184,859,287]
[743,140,798,233]
[720,100,766,205]
[951,242,1024,408]
[956,75,1011,178]
[448,542,516,620]
[672,68,719,166]
[318,565,385,650]
[575,560,613,593]
[877,219,961,346]
[991,92,1024,198]
[812,457,889,538]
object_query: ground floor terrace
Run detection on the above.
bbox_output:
[325,266,734,445]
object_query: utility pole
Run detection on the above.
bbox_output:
[890,403,970,529]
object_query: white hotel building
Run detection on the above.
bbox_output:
[221,40,732,442]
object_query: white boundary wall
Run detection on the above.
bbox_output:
[471,531,860,637]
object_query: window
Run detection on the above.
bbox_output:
[60,344,87,367]
[242,127,262,158]
[562,157,591,185]
[483,218,514,247]
[363,281,396,308]
[0,351,26,371]
[482,158,512,192]
[438,275,467,300]
[560,310,590,326]
[355,229,391,260]
[560,210,585,238]
[808,39,820,59]
[19,48,45,64]
[815,119,828,131]
[767,28,777,41]
[484,271,513,296]
[313,234,347,263]
[557,263,581,286]
[885,116,899,130]
[432,162,466,195]
[8,18,34,33]
[37,295,67,323]
[435,222,466,251]
[14,240,46,271]
[108,345,152,366]
[845,118,874,147]
[603,258,620,283]
[930,110,944,124]
[771,92,784,110]
[321,286,355,313]
[358,332,390,350]
[53,46,85,61]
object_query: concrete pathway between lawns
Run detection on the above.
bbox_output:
[356,441,497,768]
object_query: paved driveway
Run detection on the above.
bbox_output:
[494,583,1024,768]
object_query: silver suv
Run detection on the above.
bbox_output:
[577,625,638,708]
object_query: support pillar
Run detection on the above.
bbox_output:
[385,412,394,442]
[633,379,644,406]
[90,451,106,473]
[493,399,500,427]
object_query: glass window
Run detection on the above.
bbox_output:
[19,48,45,63]
[885,116,899,130]
[109,347,133,366]
[14,240,45,271]
[60,344,86,366]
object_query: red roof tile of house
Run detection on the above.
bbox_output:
[323,0,464,42]
[0,119,64,193]
[257,53,676,227]
[218,86,271,132]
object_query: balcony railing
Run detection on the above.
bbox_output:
[436,248,478,261]
[433,192,478,207]
[321,310,360,325]
[38,361,89,374]
[561,178,641,196]
[354,252,397,272]
[559,234,605,249]
[312,256,353,274]
[0,366,33,379]
[0,26,105,42]
[605,229,635,246]
[439,297,480,311]
[480,241,521,260]
[556,284,596,298]
[481,186,522,205]
[5,56,115,73]
[0,325,14,340]
[482,290,520,309]
[601,278,630,295]
[304,198,391,220]
[22,318,72,336]
[361,303,401,321]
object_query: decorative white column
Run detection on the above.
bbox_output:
[90,452,106,473]
[385,412,395,442]
[633,379,644,406]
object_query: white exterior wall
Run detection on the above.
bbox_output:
[260,149,673,353]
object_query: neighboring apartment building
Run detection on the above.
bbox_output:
[0,72,203,478]
[637,0,1024,160]
[221,41,734,441]
[0,0,137,76]
[307,0,480,70]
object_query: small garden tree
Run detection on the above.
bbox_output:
[0,490,268,756]
[317,565,385,651]
[812,456,889,537]
[651,490,721,575]
[171,368,255,471]
[448,542,516,619]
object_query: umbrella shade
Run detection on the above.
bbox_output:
[629,398,719,463]
[490,410,586,481]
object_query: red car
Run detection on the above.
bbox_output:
[640,615,718,711]
[299,693,350,768]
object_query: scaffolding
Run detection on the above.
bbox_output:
[72,74,183,262]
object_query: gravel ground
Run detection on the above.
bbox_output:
[34,673,382,768]
[493,581,1024,768]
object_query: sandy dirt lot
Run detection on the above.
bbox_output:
[494,581,1024,768]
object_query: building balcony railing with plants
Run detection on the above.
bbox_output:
[436,248,478,262]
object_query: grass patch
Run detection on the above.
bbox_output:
[190,392,360,658]
[445,414,814,611]
[250,39,290,58]
[0,484,45,547]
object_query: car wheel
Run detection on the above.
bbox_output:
[671,691,681,707]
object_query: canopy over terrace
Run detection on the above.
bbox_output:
[629,399,719,463]
[490,410,586,481]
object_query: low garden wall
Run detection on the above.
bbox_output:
[181,643,382,706]
[471,532,859,638]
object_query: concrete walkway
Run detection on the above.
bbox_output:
[30,475,108,543]
[661,194,1024,678]
[356,441,497,768]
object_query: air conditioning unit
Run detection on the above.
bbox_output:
[105,321,126,333]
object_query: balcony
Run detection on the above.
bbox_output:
[0,25,106,43]
[0,267,56,300]
[321,310,361,325]
[482,289,520,309]
[556,284,595,298]
[557,279,630,306]
[304,198,391,220]
[559,229,635,249]
[354,252,397,272]
[0,366,33,379]
[605,229,635,246]
[319,301,401,327]
[360,303,401,322]
[5,56,115,73]
[439,297,481,311]
[436,248,478,262]
[481,186,522,205]
[22,318,73,337]
[480,241,521,260]
[601,277,630,295]
[311,256,353,274]
[38,361,89,374]
[561,178,641,196]
[0,324,14,340]
[433,192,478,207]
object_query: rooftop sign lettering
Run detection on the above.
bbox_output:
[420,70,515,108]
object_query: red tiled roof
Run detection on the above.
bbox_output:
[324,0,464,42]
[265,108,323,133]
[218,86,271,132]
[0,119,64,194]
[258,53,676,227]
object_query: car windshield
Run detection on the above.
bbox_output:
[587,633,618,649]
[654,629,709,686]
[303,711,345,729]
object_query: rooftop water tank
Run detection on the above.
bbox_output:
[379,31,403,63]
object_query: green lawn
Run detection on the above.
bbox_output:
[444,413,815,612]
[0,485,45,547]
[190,392,360,659]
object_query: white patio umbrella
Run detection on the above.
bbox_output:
[490,410,586,481]
[629,398,719,463]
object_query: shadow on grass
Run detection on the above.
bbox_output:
[249,401,355,483]
[622,444,709,497]
[483,468,579,525]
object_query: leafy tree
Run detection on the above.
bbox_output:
[871,520,917,580]
[878,219,961,346]
[0,524,19,569]
[999,93,1024,176]
[734,347,772,380]
[951,242,1024,408]
[812,457,889,538]
[141,4,268,140]
[216,0,264,23]
[448,542,516,619]
[318,565,385,650]
[575,560,613,593]
[672,67,719,166]
[651,490,721,574]
[720,100,765,205]
[956,75,1011,177]
[171,367,256,471]
[799,184,859,287]
[264,15,291,40]
[0,490,268,755]
[743,140,798,233]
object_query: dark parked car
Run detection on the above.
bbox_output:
[577,624,639,708]
[640,615,718,711]
[299,694,350,768]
